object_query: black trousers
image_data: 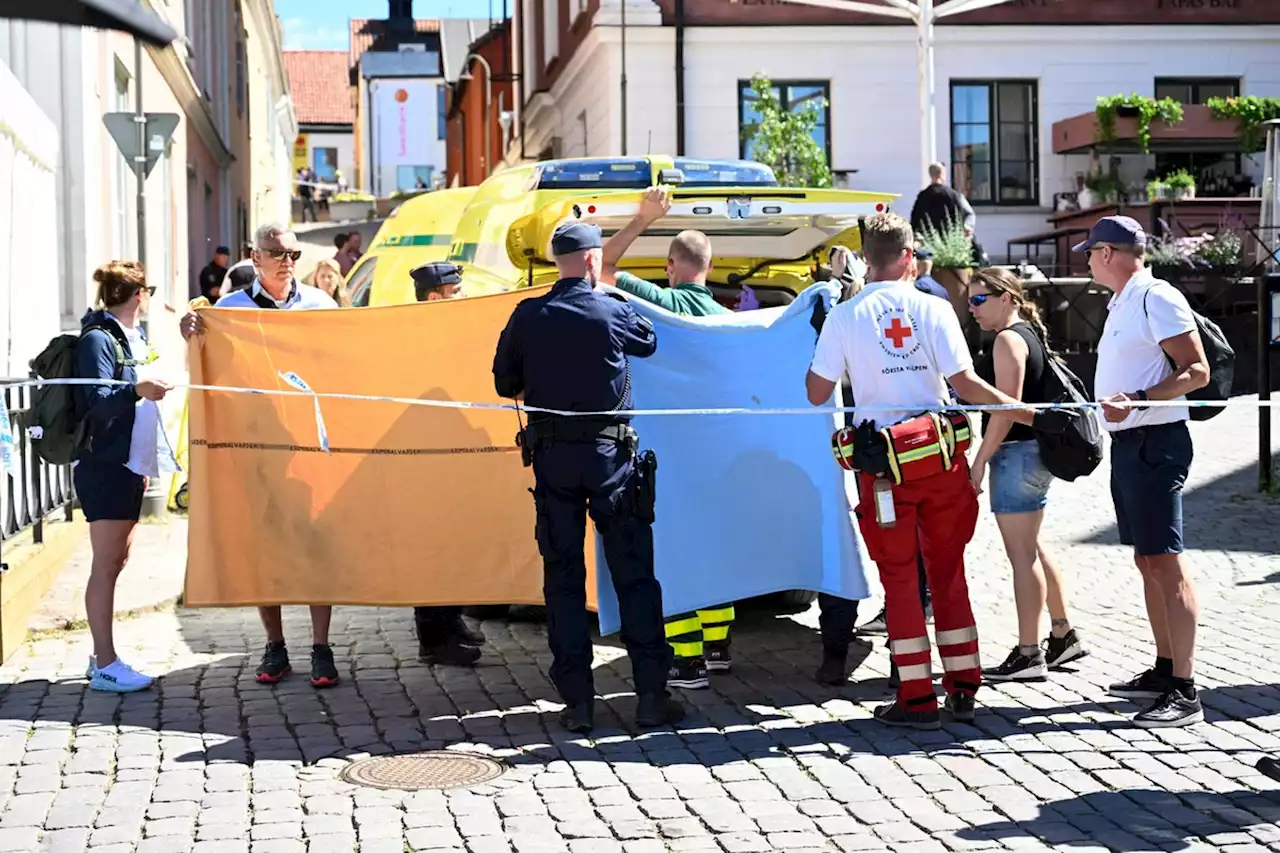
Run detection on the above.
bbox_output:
[414,606,461,647]
[532,440,670,705]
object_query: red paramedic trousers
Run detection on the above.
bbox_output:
[856,462,981,712]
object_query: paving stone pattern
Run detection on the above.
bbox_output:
[1,407,1279,852]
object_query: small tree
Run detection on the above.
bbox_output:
[740,73,832,189]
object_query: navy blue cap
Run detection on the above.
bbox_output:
[411,261,463,288]
[1072,215,1147,253]
[914,248,933,260]
[551,221,603,256]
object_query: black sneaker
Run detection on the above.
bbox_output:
[559,701,594,734]
[420,639,482,667]
[1256,756,1280,783]
[704,641,732,673]
[636,693,685,728]
[983,647,1048,682]
[1133,687,1204,728]
[450,616,486,647]
[309,644,340,688]
[814,654,847,686]
[255,642,292,684]
[1109,668,1173,701]
[667,658,709,690]
[858,607,888,634]
[944,692,976,723]
[873,700,941,730]
[1044,630,1089,669]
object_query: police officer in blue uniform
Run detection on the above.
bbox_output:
[492,221,684,734]
[410,261,487,666]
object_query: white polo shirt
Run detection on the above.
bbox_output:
[1094,268,1196,432]
[810,280,972,430]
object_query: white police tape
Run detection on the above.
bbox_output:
[4,376,1277,417]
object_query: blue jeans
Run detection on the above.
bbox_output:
[1110,421,1192,556]
[989,440,1053,515]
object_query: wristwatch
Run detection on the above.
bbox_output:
[1132,389,1150,410]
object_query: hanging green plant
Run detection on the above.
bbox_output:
[1204,95,1280,151]
[1094,93,1184,153]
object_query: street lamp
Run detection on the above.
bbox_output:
[460,53,494,178]
[779,0,1021,183]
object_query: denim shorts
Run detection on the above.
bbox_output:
[1110,421,1192,556]
[73,460,145,523]
[988,440,1053,515]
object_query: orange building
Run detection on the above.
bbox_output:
[444,21,513,187]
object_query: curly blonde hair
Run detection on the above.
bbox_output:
[93,260,147,308]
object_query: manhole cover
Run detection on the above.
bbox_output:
[338,751,507,791]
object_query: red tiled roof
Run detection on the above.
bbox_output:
[284,51,355,126]
[348,18,442,71]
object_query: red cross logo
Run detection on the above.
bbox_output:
[885,317,913,349]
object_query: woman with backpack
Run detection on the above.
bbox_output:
[74,261,176,693]
[965,268,1089,682]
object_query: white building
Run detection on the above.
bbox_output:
[359,49,449,195]
[504,0,1280,258]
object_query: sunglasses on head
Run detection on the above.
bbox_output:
[262,248,303,262]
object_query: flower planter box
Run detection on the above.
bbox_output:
[328,200,374,222]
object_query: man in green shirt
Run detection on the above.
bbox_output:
[599,186,736,691]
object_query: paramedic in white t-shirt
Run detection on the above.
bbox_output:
[1077,215,1209,729]
[804,212,1036,731]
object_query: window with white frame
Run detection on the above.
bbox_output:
[543,0,559,65]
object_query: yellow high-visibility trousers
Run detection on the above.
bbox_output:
[664,604,735,660]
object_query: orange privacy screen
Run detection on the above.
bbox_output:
[184,290,599,610]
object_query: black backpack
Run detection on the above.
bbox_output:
[1031,342,1104,482]
[1143,282,1234,421]
[23,325,126,465]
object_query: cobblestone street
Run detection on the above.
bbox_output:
[2,406,1279,853]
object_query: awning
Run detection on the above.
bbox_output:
[1052,105,1251,155]
[1,0,177,47]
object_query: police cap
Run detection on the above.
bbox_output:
[550,221,602,256]
[411,261,463,289]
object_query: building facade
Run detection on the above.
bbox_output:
[285,50,356,191]
[244,0,298,229]
[506,0,1280,257]
[444,20,514,187]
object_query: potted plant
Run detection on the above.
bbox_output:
[1083,172,1123,205]
[1192,230,1242,273]
[1165,170,1196,201]
[327,192,376,222]
[1146,180,1170,202]
[918,216,975,319]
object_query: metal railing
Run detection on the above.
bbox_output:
[0,381,75,546]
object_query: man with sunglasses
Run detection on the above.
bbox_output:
[180,223,342,689]
[1076,215,1209,729]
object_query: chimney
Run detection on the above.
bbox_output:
[388,0,414,21]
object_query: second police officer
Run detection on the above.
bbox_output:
[492,221,684,734]
[409,262,488,667]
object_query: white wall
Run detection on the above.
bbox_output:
[301,130,355,184]
[368,78,447,195]
[0,59,60,379]
[534,22,1280,257]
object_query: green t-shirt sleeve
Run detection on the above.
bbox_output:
[615,271,679,313]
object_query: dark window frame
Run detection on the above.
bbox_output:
[736,79,832,169]
[948,79,1041,208]
[1153,77,1241,105]
[437,86,447,140]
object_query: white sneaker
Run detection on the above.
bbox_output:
[85,656,95,679]
[89,658,154,693]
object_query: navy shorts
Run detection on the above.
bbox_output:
[1109,421,1192,557]
[74,460,145,523]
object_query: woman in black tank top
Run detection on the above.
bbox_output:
[965,268,1089,683]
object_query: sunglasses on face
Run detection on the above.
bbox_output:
[968,293,992,307]
[262,249,303,262]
